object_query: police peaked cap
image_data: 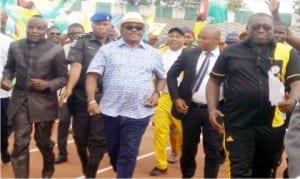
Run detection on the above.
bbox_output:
[90,12,112,22]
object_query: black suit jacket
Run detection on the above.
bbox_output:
[167,47,202,119]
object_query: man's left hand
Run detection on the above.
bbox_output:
[30,79,50,91]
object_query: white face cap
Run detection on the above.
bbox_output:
[117,12,149,31]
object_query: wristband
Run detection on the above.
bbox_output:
[88,100,97,105]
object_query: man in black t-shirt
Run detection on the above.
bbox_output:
[206,13,300,178]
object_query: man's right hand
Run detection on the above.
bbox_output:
[174,98,189,114]
[1,80,12,91]
[209,108,224,134]
[59,88,72,106]
[87,100,100,116]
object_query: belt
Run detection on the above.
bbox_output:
[191,100,225,108]
[191,102,208,108]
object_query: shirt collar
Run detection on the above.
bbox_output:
[26,38,47,45]
[166,47,183,53]
[242,38,276,49]
[202,47,220,57]
[117,38,148,49]
[89,32,113,44]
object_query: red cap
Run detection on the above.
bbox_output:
[184,29,195,39]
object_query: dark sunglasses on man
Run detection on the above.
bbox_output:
[124,25,144,31]
[251,24,272,31]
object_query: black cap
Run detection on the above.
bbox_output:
[168,27,184,36]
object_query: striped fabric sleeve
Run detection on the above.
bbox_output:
[285,49,300,84]
[210,71,227,79]
[209,52,228,81]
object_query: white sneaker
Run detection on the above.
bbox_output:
[167,153,178,164]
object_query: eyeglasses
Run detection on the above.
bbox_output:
[250,24,272,31]
[124,25,144,31]
[49,32,61,35]
[68,32,82,36]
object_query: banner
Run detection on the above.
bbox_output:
[1,0,81,38]
[208,0,228,24]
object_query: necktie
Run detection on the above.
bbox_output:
[191,52,212,93]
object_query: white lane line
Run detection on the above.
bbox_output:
[76,146,171,178]
[28,139,171,178]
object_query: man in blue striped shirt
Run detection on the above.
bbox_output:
[85,12,166,178]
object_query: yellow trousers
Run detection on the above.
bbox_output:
[153,93,182,170]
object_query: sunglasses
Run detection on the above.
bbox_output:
[50,32,61,35]
[251,24,272,31]
[124,25,144,31]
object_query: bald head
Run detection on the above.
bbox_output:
[197,25,221,51]
[26,15,48,42]
[201,25,221,37]
[247,13,272,28]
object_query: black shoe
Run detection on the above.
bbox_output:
[150,167,167,176]
[1,151,11,164]
[42,166,54,178]
[283,167,289,178]
[54,155,67,164]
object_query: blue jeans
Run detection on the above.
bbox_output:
[102,114,150,178]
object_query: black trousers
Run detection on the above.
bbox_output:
[180,105,223,178]
[11,101,55,178]
[57,103,72,157]
[253,125,285,177]
[225,125,285,178]
[72,111,106,178]
[1,97,11,157]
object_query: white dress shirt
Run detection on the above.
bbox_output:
[0,33,13,98]
[63,43,72,70]
[63,43,71,58]
[161,48,183,93]
[192,47,223,104]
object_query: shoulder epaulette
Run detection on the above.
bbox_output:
[70,33,90,47]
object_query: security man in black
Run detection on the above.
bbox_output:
[59,12,113,178]
[206,13,300,178]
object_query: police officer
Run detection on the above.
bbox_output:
[59,12,113,178]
